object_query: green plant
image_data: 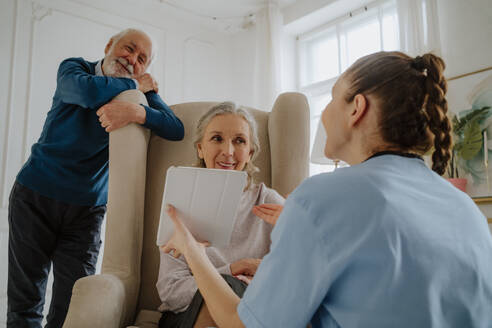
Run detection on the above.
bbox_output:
[448,106,491,178]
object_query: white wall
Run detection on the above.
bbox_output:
[0,0,233,325]
[228,21,298,110]
[437,0,492,232]
[229,29,257,107]
[438,0,492,79]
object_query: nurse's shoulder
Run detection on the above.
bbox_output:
[293,163,375,197]
[288,164,379,220]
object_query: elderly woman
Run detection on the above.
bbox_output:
[156,102,284,328]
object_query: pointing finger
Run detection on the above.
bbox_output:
[161,244,173,254]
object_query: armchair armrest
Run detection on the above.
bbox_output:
[63,274,126,328]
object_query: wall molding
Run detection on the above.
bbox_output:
[32,1,52,21]
[0,295,6,325]
[0,208,8,231]
[21,0,119,164]
[36,0,126,31]
[67,0,175,32]
[21,1,54,164]
[1,0,19,208]
[20,0,170,164]
[448,66,492,82]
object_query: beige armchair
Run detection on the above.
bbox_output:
[63,91,310,328]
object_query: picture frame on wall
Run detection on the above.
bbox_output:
[447,67,492,199]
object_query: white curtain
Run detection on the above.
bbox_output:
[253,1,283,111]
[396,0,441,56]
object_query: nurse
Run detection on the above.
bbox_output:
[162,51,492,327]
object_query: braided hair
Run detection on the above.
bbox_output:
[343,51,451,175]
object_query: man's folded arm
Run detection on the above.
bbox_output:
[56,57,137,109]
[142,91,184,140]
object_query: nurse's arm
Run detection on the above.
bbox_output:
[186,243,245,328]
[161,205,245,328]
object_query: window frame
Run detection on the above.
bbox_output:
[296,0,399,175]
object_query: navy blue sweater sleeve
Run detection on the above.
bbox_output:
[56,57,136,109]
[142,91,184,140]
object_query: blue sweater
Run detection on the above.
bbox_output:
[17,57,184,206]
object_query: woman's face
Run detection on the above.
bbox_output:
[197,114,253,171]
[321,76,353,160]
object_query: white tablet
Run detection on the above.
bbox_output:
[156,166,248,247]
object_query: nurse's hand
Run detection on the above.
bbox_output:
[160,204,209,258]
[252,203,283,226]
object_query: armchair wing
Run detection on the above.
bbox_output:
[63,90,150,328]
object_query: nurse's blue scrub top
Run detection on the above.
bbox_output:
[237,154,492,327]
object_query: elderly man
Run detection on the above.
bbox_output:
[7,28,184,327]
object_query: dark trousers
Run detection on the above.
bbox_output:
[7,181,106,328]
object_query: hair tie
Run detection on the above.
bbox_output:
[411,56,426,71]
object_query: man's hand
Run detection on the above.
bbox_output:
[136,73,158,93]
[230,258,261,277]
[96,100,146,132]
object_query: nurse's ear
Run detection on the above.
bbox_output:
[348,94,369,128]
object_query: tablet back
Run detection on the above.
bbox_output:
[156,166,247,247]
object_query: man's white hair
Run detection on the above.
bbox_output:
[109,28,157,64]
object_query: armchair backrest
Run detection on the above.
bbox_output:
[102,92,310,325]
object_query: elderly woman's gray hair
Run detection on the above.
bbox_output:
[193,102,260,184]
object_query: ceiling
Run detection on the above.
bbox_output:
[157,0,298,32]
[154,0,371,34]
[160,0,297,19]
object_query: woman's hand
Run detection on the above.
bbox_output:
[231,258,260,285]
[252,203,284,226]
[230,258,261,277]
[160,205,208,258]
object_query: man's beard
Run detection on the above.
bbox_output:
[104,57,134,78]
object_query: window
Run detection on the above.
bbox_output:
[298,0,399,175]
